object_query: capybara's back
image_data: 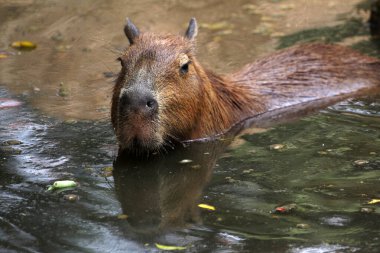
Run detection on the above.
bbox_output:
[231,43,380,111]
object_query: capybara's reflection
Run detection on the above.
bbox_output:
[113,139,229,232]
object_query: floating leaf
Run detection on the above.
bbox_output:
[368,199,380,204]
[273,203,297,214]
[11,41,37,50]
[155,243,186,251]
[354,160,369,165]
[102,166,113,177]
[0,98,22,109]
[102,166,113,172]
[0,54,8,59]
[269,144,285,150]
[179,159,192,164]
[360,207,375,213]
[198,203,216,211]
[117,214,128,220]
[296,223,310,229]
[47,180,77,191]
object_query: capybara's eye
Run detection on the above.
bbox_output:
[180,62,190,74]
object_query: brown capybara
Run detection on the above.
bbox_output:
[111,18,380,154]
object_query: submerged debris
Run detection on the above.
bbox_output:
[0,146,22,155]
[2,140,23,146]
[63,194,79,202]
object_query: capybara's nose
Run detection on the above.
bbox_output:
[120,90,158,116]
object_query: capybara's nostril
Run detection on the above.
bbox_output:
[146,99,158,110]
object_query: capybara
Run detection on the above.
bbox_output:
[112,18,380,154]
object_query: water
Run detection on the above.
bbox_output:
[1,0,380,252]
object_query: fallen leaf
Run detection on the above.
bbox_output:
[368,199,380,204]
[117,214,128,220]
[296,223,310,229]
[155,243,187,251]
[273,203,297,214]
[102,166,114,177]
[198,203,216,211]
[11,41,37,50]
[269,144,285,150]
[354,160,369,165]
[179,159,192,164]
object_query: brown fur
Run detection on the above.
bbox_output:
[112,20,380,152]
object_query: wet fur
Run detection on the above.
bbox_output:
[112,21,380,152]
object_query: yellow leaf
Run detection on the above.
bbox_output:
[102,166,113,172]
[198,203,216,211]
[117,214,128,220]
[0,54,8,59]
[368,199,380,204]
[155,243,186,251]
[11,41,37,50]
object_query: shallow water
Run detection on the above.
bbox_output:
[1,1,380,253]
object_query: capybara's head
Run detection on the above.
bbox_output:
[112,18,204,153]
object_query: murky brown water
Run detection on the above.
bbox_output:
[0,0,366,120]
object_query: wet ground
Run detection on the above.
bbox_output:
[1,0,380,252]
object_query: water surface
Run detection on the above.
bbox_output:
[1,1,380,252]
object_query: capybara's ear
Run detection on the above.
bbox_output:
[184,18,198,40]
[124,18,140,44]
